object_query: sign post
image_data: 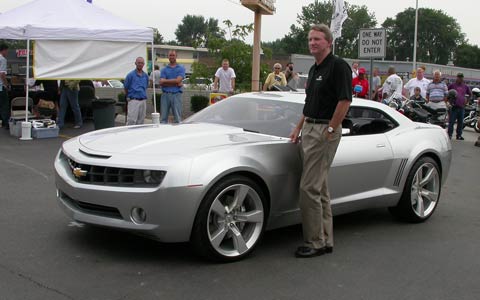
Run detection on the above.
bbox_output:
[358,28,386,99]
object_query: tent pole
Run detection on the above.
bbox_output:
[25,39,30,122]
[150,42,160,124]
[151,42,156,113]
[20,39,32,140]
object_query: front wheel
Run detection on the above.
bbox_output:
[389,157,441,223]
[474,120,480,133]
[191,175,267,262]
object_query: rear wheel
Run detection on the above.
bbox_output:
[389,157,441,223]
[191,175,266,262]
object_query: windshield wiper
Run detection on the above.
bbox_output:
[243,128,260,133]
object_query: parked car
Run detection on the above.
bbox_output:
[182,77,213,90]
[55,92,451,262]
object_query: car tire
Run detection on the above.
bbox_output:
[191,175,267,262]
[389,157,441,223]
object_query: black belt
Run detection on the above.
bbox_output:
[305,117,330,124]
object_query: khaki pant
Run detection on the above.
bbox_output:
[299,122,342,249]
[127,99,147,125]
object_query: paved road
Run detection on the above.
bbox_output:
[1,122,479,300]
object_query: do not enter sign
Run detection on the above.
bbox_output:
[358,28,386,59]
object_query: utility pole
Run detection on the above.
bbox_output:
[241,0,275,91]
[413,0,418,73]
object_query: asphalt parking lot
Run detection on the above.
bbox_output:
[1,120,480,300]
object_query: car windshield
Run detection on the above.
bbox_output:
[108,80,124,88]
[287,75,308,91]
[185,96,303,138]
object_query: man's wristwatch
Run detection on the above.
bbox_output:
[327,126,334,133]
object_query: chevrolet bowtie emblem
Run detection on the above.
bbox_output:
[73,167,88,179]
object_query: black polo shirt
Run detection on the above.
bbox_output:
[303,53,352,120]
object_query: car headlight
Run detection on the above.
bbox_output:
[142,170,166,184]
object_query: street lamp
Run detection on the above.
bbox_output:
[413,0,418,71]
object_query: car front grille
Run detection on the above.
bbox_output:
[66,158,164,187]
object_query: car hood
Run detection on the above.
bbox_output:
[78,123,284,155]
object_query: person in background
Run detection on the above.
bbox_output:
[284,62,297,83]
[213,59,236,95]
[352,67,369,98]
[57,80,82,129]
[404,67,430,98]
[263,63,287,91]
[410,86,426,103]
[124,57,149,125]
[289,24,352,258]
[351,61,359,79]
[425,70,448,110]
[0,43,10,129]
[382,66,403,104]
[447,72,472,140]
[149,65,161,88]
[160,50,185,123]
[371,67,381,101]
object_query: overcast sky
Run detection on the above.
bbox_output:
[1,0,479,47]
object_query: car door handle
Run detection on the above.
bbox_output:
[376,144,386,148]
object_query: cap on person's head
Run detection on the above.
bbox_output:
[457,72,464,78]
[358,67,366,74]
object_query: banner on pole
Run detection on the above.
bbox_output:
[330,0,348,40]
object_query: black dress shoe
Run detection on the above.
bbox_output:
[325,246,333,254]
[295,246,326,258]
[456,136,465,140]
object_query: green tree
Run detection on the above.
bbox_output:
[382,8,464,64]
[455,43,480,69]
[198,21,270,92]
[151,28,164,45]
[280,0,376,58]
[175,15,222,48]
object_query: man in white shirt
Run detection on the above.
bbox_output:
[213,59,236,94]
[351,62,359,79]
[404,67,430,98]
[382,66,403,103]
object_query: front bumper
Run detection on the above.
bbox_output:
[54,151,204,243]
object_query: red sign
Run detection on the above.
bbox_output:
[16,49,28,57]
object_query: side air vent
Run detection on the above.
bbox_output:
[394,159,408,186]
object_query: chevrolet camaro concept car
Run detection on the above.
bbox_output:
[55,92,452,261]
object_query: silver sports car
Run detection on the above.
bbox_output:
[55,92,452,261]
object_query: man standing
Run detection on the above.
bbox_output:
[351,62,359,79]
[0,44,9,129]
[371,67,381,101]
[448,73,472,140]
[149,65,161,88]
[289,24,352,258]
[425,70,448,110]
[284,62,297,83]
[213,59,236,94]
[57,80,82,129]
[160,50,185,123]
[382,66,403,104]
[124,57,149,125]
[404,67,430,98]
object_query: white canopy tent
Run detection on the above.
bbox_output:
[0,0,157,139]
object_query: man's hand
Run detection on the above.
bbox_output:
[289,127,301,144]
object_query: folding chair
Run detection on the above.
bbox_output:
[10,97,35,118]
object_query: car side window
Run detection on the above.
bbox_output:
[344,107,397,136]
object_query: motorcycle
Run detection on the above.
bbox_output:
[384,95,431,124]
[463,100,479,132]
